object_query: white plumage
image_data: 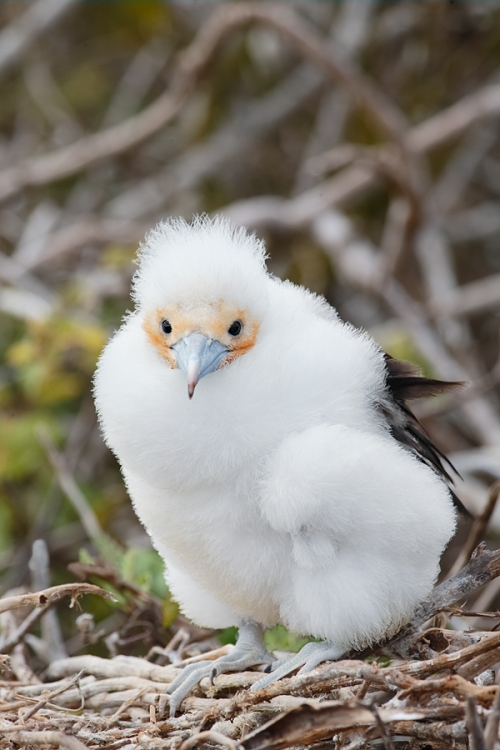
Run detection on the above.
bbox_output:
[94,215,457,714]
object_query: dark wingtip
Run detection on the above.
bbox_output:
[451,489,473,519]
[383,352,466,489]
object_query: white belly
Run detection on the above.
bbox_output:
[124,467,287,624]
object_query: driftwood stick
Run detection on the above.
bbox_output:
[46,654,179,683]
[0,600,56,654]
[21,670,85,720]
[0,583,115,616]
[466,695,487,750]
[448,484,500,578]
[388,544,500,653]
[179,730,242,750]
[0,729,89,750]
[0,0,80,81]
[0,2,408,206]
[484,670,500,750]
[38,427,104,545]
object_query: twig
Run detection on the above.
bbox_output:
[0,730,89,750]
[46,653,179,683]
[466,696,487,750]
[292,0,376,194]
[371,704,396,750]
[430,121,499,216]
[429,271,500,320]
[415,223,470,352]
[37,426,104,545]
[0,582,115,615]
[8,643,41,685]
[0,2,415,206]
[21,670,85,721]
[67,561,161,606]
[378,197,412,282]
[29,539,67,662]
[389,545,500,653]
[448,484,500,578]
[0,600,57,654]
[180,730,242,750]
[409,82,500,154]
[0,0,80,81]
[484,671,500,750]
[107,48,334,221]
[18,218,149,273]
[0,582,115,655]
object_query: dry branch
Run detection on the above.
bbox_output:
[448,484,500,578]
[0,0,80,81]
[0,2,428,206]
[0,730,89,750]
[0,583,115,616]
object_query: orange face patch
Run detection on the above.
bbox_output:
[142,301,260,369]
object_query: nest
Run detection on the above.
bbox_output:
[1,546,500,750]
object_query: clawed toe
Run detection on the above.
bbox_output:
[167,660,214,717]
[167,620,274,717]
[250,641,345,692]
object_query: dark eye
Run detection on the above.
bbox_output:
[228,320,242,336]
[161,319,172,334]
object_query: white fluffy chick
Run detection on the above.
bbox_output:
[94,215,458,716]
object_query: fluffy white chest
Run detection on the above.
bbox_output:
[124,466,288,624]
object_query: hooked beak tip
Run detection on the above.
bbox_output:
[188,382,196,399]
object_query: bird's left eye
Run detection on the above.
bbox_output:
[161,319,172,334]
[228,320,242,336]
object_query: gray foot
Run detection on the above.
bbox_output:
[250,640,345,691]
[167,620,273,717]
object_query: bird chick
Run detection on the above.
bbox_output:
[94,215,458,716]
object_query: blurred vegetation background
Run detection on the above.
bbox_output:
[2,0,500,660]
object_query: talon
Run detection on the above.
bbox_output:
[164,620,274,714]
[250,641,345,691]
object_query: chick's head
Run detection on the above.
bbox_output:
[132,215,269,397]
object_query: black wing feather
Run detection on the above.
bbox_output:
[381,353,469,516]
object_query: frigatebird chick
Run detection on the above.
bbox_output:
[94,215,459,717]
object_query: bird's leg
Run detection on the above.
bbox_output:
[167,619,273,717]
[250,640,345,691]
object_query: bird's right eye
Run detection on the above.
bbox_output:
[161,319,172,334]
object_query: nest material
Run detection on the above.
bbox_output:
[2,547,500,750]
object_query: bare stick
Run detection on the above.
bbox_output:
[1,600,58,654]
[430,272,500,319]
[292,0,376,194]
[180,730,241,750]
[29,539,67,662]
[0,730,89,750]
[0,2,413,205]
[21,670,85,721]
[21,218,148,272]
[371,705,396,750]
[292,80,500,218]
[0,582,115,615]
[389,545,500,653]
[448,483,500,579]
[484,672,500,750]
[37,426,104,545]
[466,696,487,750]
[0,0,80,81]
[409,82,500,154]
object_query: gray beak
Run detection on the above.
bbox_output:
[172,333,228,398]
